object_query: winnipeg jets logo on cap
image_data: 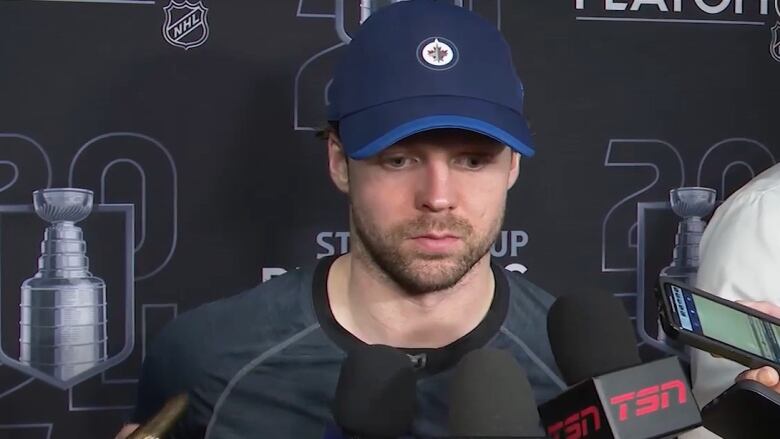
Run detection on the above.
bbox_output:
[417,37,458,71]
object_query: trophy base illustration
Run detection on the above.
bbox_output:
[20,277,107,381]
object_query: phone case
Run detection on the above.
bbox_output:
[701,380,780,438]
[656,277,780,370]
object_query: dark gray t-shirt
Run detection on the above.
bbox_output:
[132,257,566,438]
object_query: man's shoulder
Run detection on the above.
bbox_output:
[148,267,318,370]
[132,265,330,425]
[497,267,556,338]
[738,163,780,195]
[494,267,565,401]
[718,163,780,213]
[500,268,556,313]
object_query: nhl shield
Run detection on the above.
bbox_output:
[0,201,135,390]
[771,22,780,63]
[163,0,209,50]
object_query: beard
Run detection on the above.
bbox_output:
[351,203,504,295]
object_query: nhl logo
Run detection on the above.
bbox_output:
[163,0,209,50]
[417,37,458,71]
[771,22,780,63]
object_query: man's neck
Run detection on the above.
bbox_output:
[327,253,495,349]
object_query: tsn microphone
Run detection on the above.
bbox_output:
[538,291,701,439]
[448,348,547,438]
[326,344,417,439]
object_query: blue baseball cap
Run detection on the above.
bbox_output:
[327,0,534,160]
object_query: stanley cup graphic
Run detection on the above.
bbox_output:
[19,188,107,381]
[660,187,717,286]
[358,0,464,22]
[359,0,399,22]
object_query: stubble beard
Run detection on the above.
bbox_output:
[350,203,504,295]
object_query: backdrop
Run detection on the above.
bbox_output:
[0,0,778,437]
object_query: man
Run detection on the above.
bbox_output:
[681,163,780,438]
[116,1,566,438]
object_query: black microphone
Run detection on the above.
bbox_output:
[539,291,701,439]
[448,348,547,438]
[330,344,417,439]
[701,379,780,438]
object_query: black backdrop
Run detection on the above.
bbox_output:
[0,0,778,437]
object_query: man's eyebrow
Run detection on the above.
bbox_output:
[451,144,506,154]
[377,145,414,155]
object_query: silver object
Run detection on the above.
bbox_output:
[657,187,716,357]
[359,0,464,23]
[660,187,717,286]
[19,188,107,381]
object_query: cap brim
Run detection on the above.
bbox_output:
[338,96,535,159]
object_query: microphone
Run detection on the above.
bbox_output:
[701,379,780,438]
[539,291,701,439]
[127,393,188,439]
[330,344,417,439]
[448,348,547,438]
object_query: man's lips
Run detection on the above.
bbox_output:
[411,232,460,240]
[409,232,462,252]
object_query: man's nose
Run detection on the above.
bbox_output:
[415,159,457,213]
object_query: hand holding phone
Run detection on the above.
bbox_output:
[657,278,780,371]
[725,302,780,394]
[737,300,780,320]
[737,364,780,393]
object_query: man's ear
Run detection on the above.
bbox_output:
[507,151,521,190]
[328,133,350,194]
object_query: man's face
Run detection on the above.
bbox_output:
[333,129,520,295]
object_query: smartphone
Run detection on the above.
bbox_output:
[701,380,780,438]
[657,277,780,369]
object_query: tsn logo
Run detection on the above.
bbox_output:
[609,379,688,421]
[547,405,601,439]
[546,379,688,438]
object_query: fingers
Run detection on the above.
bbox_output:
[736,300,780,318]
[737,366,780,391]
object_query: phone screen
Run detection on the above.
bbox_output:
[667,284,780,363]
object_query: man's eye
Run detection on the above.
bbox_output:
[383,156,414,168]
[456,155,488,169]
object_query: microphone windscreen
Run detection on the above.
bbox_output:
[448,348,544,437]
[333,344,416,438]
[547,290,641,385]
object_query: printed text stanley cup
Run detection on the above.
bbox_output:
[19,188,107,381]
